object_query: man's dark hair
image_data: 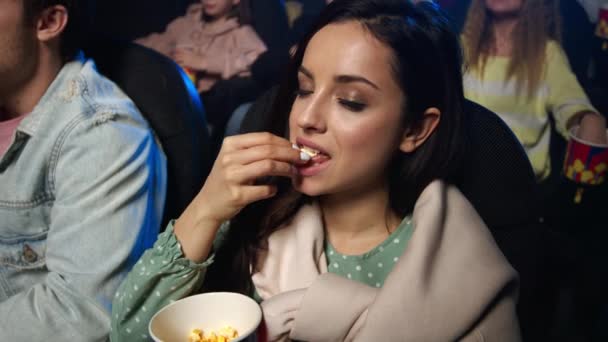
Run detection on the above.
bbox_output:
[23,0,95,62]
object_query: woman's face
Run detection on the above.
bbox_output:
[484,0,523,16]
[201,0,238,19]
[289,21,406,197]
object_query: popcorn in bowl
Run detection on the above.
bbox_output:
[188,326,238,342]
[149,292,261,342]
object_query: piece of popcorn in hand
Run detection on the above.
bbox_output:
[292,143,320,161]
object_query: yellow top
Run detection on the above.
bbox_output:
[463,40,596,180]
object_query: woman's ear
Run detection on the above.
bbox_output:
[399,107,441,153]
[232,0,241,6]
[36,5,68,42]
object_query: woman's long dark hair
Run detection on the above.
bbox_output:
[204,0,466,295]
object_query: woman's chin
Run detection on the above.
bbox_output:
[291,178,326,197]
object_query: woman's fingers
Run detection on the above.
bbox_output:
[222,144,306,167]
[221,132,293,152]
[188,132,300,225]
[234,185,279,204]
[577,112,607,144]
[227,159,296,184]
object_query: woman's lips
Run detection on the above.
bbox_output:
[295,137,329,156]
[292,144,316,161]
[292,145,331,176]
[295,158,331,176]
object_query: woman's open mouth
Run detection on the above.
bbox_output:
[293,143,331,177]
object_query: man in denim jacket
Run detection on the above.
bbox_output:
[0,0,166,340]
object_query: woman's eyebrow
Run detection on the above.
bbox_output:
[299,66,380,90]
[298,66,314,79]
[334,74,380,90]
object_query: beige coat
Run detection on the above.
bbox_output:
[135,4,267,92]
[253,180,521,341]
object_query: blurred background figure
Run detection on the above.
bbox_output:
[94,0,291,156]
[461,0,605,182]
[135,0,266,128]
[439,0,596,84]
[460,0,608,340]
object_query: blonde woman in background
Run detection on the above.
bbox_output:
[463,3,607,339]
[462,0,606,182]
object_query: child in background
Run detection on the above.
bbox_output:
[136,0,267,93]
[462,0,606,182]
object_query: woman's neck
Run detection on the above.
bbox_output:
[490,16,519,56]
[320,181,402,255]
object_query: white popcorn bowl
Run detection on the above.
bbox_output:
[149,292,262,342]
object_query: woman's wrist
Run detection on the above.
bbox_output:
[174,207,222,263]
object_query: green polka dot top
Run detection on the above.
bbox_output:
[325,215,413,288]
[111,216,414,340]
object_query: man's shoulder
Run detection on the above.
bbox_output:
[77,58,146,124]
[37,57,149,136]
[25,56,157,161]
[42,59,164,186]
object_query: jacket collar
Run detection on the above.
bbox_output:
[18,52,86,138]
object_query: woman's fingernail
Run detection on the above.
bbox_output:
[292,143,299,150]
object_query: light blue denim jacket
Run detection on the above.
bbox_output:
[0,54,167,341]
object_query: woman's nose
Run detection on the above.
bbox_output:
[295,94,327,134]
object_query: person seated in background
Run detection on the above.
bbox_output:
[111,1,521,340]
[0,0,166,340]
[440,0,595,85]
[135,0,267,131]
[462,4,607,338]
[461,0,606,183]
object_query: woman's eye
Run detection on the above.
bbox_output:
[295,89,313,97]
[338,99,367,112]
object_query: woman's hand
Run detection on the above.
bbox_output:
[194,133,306,224]
[174,133,306,262]
[576,112,607,145]
[173,48,207,71]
